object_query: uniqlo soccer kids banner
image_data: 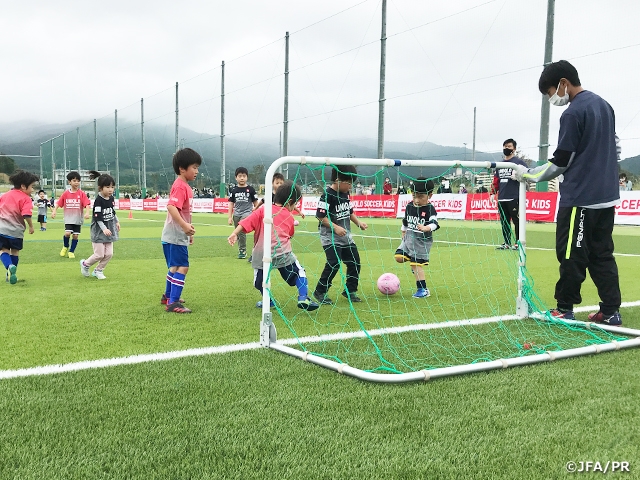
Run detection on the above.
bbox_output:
[143,198,158,211]
[192,198,215,213]
[349,195,397,218]
[299,196,320,216]
[298,195,398,218]
[396,194,467,220]
[213,198,230,214]
[111,191,640,226]
[465,192,558,223]
[615,191,640,225]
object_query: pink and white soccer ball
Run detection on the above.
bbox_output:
[377,273,400,295]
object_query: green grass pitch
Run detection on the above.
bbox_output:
[1,210,639,479]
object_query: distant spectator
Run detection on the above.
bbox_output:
[355,182,363,195]
[458,184,468,194]
[476,184,488,193]
[437,179,452,194]
[383,177,393,195]
[397,184,406,194]
[619,173,632,191]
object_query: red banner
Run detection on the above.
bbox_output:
[465,192,558,222]
[349,195,398,217]
[214,198,230,214]
[117,199,131,210]
[143,199,158,211]
[524,192,557,222]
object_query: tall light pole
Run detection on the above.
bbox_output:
[537,0,555,192]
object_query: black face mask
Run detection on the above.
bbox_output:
[503,148,513,156]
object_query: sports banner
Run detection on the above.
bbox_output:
[213,198,230,214]
[299,196,320,216]
[615,191,640,225]
[524,192,558,222]
[111,191,640,226]
[396,194,467,219]
[349,195,397,218]
[143,198,158,211]
[116,199,130,210]
[465,192,558,222]
[192,198,214,213]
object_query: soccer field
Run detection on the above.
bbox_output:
[1,211,639,479]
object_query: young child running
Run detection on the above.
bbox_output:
[80,171,120,280]
[35,190,51,231]
[51,171,91,259]
[161,148,201,313]
[228,180,319,311]
[0,170,38,284]
[312,165,368,305]
[227,167,259,259]
[249,172,305,262]
[394,178,439,298]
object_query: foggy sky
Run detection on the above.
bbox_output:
[2,0,640,160]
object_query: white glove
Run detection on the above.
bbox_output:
[511,164,529,182]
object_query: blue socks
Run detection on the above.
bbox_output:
[296,276,309,301]
[70,239,78,252]
[170,272,186,304]
[10,255,18,267]
[0,252,11,269]
[63,236,70,248]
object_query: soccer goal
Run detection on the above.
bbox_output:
[258,157,640,383]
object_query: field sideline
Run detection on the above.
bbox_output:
[1,211,639,479]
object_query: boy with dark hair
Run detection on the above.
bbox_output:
[491,138,528,250]
[160,148,202,313]
[35,189,51,231]
[228,180,318,310]
[514,60,622,325]
[0,170,38,284]
[395,178,439,298]
[51,171,91,259]
[255,172,285,209]
[313,165,368,305]
[228,166,259,259]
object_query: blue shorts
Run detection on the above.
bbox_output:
[0,234,23,251]
[163,243,189,268]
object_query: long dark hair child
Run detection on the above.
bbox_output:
[79,171,120,280]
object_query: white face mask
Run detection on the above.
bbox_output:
[548,81,569,106]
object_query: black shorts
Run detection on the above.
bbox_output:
[64,224,82,234]
[0,234,23,251]
[394,248,428,266]
[38,214,47,223]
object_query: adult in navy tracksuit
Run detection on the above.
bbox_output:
[491,138,528,250]
[514,60,622,325]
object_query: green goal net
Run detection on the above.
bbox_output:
[257,158,639,381]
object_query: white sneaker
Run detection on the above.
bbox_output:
[80,259,90,277]
[92,269,106,280]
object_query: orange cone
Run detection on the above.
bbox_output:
[128,210,133,219]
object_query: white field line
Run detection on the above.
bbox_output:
[127,219,640,258]
[2,301,640,381]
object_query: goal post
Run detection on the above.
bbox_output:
[256,156,640,383]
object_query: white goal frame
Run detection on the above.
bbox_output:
[258,156,640,383]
